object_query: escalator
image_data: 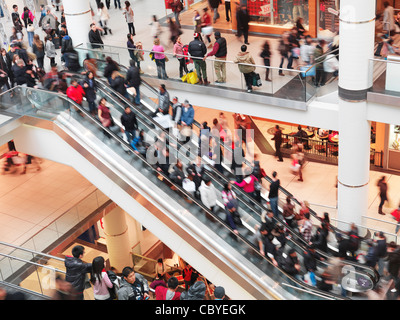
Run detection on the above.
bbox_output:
[72,53,381,293]
[0,82,355,300]
[53,65,379,296]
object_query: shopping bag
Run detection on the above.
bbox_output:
[187,71,198,84]
[201,26,213,36]
[300,65,316,78]
[252,72,262,87]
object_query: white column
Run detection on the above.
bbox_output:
[337,0,375,228]
[103,206,132,271]
[62,0,92,49]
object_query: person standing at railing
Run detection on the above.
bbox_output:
[88,22,104,50]
[203,31,227,84]
[173,36,189,78]
[188,33,209,85]
[64,245,92,300]
[152,38,168,80]
[234,44,256,93]
[90,256,114,300]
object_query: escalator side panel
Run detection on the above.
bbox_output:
[9,116,284,301]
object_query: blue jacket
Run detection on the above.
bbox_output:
[180,105,194,126]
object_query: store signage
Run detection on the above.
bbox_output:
[248,0,275,17]
[259,4,271,15]
[327,7,339,16]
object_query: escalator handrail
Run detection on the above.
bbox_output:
[13,84,350,300]
[69,64,380,287]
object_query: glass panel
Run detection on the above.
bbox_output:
[76,44,313,102]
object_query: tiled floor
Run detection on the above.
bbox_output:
[0,156,97,246]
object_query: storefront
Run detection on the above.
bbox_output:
[387,124,400,171]
[229,0,340,39]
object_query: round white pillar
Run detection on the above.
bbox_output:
[62,0,92,49]
[337,0,376,229]
[103,206,132,271]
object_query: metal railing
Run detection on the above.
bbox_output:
[75,42,339,102]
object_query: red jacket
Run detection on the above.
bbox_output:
[155,285,181,300]
[67,85,85,105]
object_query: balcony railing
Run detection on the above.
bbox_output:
[75,43,339,105]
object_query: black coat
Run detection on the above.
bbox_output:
[61,36,73,54]
[64,256,92,293]
[126,66,141,87]
[110,76,127,96]
[64,51,81,72]
[88,29,103,47]
[82,77,97,102]
[12,64,26,85]
[208,0,221,8]
[281,254,300,276]
[236,9,250,30]
[188,39,207,59]
[103,62,119,80]
[120,111,138,131]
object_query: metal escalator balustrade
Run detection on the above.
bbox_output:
[57,70,374,297]
[62,61,378,294]
[0,85,348,300]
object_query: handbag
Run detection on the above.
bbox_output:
[292,47,300,59]
[252,72,262,87]
[27,24,34,32]
[300,65,316,78]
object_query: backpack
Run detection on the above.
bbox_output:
[106,270,121,300]
[182,45,190,64]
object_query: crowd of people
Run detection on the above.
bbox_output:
[1,0,400,302]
